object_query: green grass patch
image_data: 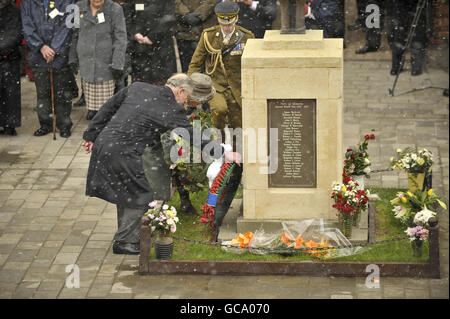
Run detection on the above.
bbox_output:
[160,186,429,263]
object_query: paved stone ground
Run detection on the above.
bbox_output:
[0,58,448,299]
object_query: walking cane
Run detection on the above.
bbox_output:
[49,61,56,140]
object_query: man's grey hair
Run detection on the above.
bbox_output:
[166,73,194,92]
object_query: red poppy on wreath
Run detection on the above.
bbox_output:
[178,148,187,157]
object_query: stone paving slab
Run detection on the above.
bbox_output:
[0,59,448,300]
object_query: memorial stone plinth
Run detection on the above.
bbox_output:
[238,30,343,233]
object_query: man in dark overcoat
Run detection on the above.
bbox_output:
[82,73,240,254]
[0,0,22,136]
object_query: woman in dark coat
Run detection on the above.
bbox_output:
[129,0,177,84]
[82,74,237,254]
[0,0,22,136]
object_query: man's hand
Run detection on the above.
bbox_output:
[142,36,152,45]
[134,33,152,45]
[40,45,55,64]
[224,151,242,166]
[82,140,94,154]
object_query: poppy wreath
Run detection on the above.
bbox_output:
[200,162,236,229]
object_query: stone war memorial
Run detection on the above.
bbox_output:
[238,28,343,232]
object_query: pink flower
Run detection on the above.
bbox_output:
[170,224,177,233]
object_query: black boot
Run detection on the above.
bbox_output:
[178,185,199,215]
[73,93,86,107]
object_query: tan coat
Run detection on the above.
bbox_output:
[187,25,254,106]
[175,0,218,41]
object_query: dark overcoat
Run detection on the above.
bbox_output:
[128,0,177,82]
[83,82,223,209]
[0,3,22,128]
[236,0,277,39]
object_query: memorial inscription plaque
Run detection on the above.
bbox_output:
[268,99,316,188]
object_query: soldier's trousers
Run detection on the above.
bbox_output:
[208,88,241,140]
[114,205,147,244]
[32,67,73,132]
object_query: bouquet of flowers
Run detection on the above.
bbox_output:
[390,188,447,226]
[331,177,370,217]
[390,147,433,175]
[405,226,429,242]
[343,133,375,177]
[145,201,179,234]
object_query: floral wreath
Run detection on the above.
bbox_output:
[200,162,236,229]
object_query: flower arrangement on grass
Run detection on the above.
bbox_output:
[390,147,433,175]
[390,188,447,227]
[331,176,370,218]
[343,133,375,177]
[405,226,429,242]
[145,201,179,234]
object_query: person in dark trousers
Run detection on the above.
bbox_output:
[175,0,217,72]
[21,0,75,138]
[69,0,127,121]
[82,73,240,254]
[0,0,22,136]
[224,0,277,39]
[354,0,385,54]
[128,0,177,85]
[388,0,430,76]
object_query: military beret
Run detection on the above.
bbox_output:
[215,1,239,25]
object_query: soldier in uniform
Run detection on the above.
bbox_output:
[188,1,254,147]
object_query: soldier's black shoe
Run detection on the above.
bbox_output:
[355,46,378,54]
[86,110,97,120]
[60,129,71,138]
[112,242,140,255]
[73,93,86,107]
[33,127,51,136]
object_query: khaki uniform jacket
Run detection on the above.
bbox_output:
[175,0,217,41]
[187,25,254,107]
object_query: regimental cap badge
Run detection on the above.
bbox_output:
[214,1,239,25]
[49,1,55,9]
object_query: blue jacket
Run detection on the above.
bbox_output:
[310,0,339,20]
[21,0,74,69]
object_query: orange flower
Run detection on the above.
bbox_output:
[294,234,305,249]
[281,231,294,246]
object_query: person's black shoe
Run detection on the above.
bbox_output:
[73,93,86,107]
[112,242,140,255]
[86,110,97,120]
[355,46,378,54]
[1,127,17,136]
[60,129,71,138]
[33,127,51,136]
[347,21,364,31]
[411,67,423,76]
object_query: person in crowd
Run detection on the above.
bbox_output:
[224,0,277,39]
[21,0,75,138]
[128,0,177,85]
[353,0,386,54]
[69,0,127,121]
[82,73,240,254]
[188,1,254,141]
[175,0,217,72]
[112,0,132,93]
[0,0,22,136]
[347,0,366,31]
[388,0,430,76]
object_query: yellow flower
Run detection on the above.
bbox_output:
[396,149,402,153]
[401,197,407,203]
[406,191,413,197]
[428,188,433,196]
[417,157,425,165]
[342,185,346,193]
